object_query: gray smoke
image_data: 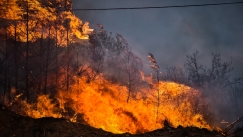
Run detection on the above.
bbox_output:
[72,0,243,77]
[72,0,243,130]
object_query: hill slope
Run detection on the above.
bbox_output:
[0,105,224,137]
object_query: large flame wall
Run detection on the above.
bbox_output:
[18,76,211,134]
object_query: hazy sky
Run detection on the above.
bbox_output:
[72,0,243,78]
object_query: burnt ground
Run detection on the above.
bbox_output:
[0,104,225,137]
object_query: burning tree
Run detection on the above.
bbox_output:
[0,0,90,103]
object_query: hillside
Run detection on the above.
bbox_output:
[0,105,224,137]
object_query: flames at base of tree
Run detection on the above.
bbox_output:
[13,75,212,134]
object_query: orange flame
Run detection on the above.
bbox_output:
[19,94,62,118]
[0,0,92,44]
[16,74,211,134]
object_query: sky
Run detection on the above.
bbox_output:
[72,0,243,78]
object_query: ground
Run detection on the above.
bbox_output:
[0,104,225,137]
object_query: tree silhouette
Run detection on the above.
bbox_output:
[120,51,142,102]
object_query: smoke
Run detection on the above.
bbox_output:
[72,0,243,76]
[171,4,243,128]
[72,0,243,130]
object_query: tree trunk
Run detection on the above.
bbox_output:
[14,21,18,93]
[44,27,51,94]
[25,2,29,102]
[66,29,69,91]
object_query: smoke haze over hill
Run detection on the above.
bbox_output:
[72,0,243,78]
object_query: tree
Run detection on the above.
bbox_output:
[88,24,129,83]
[89,24,143,102]
[120,51,142,102]
[186,50,205,87]
[185,50,234,89]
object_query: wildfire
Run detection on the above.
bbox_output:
[15,75,211,134]
[0,0,91,45]
[1,0,213,134]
